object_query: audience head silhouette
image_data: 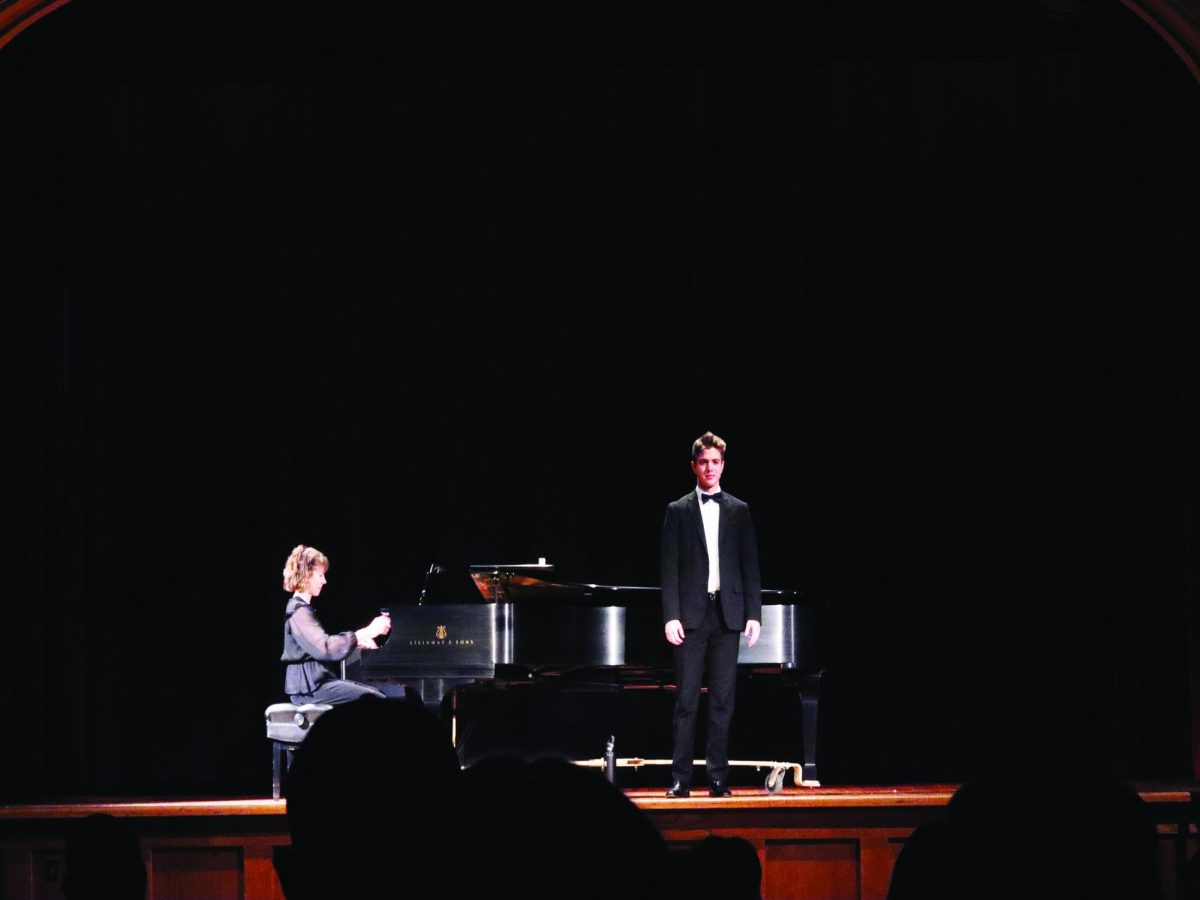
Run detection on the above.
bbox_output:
[1180,843,1200,900]
[928,766,1163,900]
[886,822,946,900]
[669,834,763,900]
[61,812,146,900]
[276,696,463,900]
[461,753,670,900]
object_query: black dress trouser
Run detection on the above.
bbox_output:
[671,591,740,786]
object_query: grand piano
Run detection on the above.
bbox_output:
[344,563,826,787]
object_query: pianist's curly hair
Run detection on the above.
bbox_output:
[282,544,330,593]
[691,431,727,459]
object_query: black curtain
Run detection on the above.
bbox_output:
[2,0,1197,799]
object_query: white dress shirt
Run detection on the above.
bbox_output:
[697,487,721,593]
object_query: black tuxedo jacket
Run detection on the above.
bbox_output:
[660,489,762,631]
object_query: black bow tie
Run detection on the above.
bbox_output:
[701,492,723,504]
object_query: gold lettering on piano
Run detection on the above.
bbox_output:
[406,625,476,648]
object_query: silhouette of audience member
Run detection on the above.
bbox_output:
[668,834,763,900]
[886,822,946,900]
[1180,846,1200,900]
[61,812,146,900]
[928,767,1163,900]
[274,696,464,900]
[460,754,670,900]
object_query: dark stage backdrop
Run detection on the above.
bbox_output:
[3,0,1198,799]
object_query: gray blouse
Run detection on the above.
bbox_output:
[281,595,356,697]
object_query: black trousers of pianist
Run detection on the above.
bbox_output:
[290,678,384,706]
[671,590,741,787]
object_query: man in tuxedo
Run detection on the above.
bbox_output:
[661,431,762,798]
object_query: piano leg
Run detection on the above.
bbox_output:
[272,743,283,801]
[799,669,825,786]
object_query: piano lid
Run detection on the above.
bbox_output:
[467,563,796,605]
[469,562,659,604]
[469,562,550,602]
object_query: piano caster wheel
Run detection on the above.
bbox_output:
[765,767,786,794]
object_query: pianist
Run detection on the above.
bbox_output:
[280,544,391,705]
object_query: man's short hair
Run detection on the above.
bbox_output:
[691,431,727,460]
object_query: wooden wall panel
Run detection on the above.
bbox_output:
[150,847,243,900]
[0,791,1192,900]
[29,849,64,900]
[763,839,859,900]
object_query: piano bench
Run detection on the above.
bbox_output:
[265,702,333,800]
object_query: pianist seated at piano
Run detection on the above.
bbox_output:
[280,544,391,705]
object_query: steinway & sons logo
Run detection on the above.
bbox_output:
[408,625,476,647]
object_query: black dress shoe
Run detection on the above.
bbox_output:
[708,781,732,797]
[665,782,691,798]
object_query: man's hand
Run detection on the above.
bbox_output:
[744,619,761,648]
[664,619,685,645]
